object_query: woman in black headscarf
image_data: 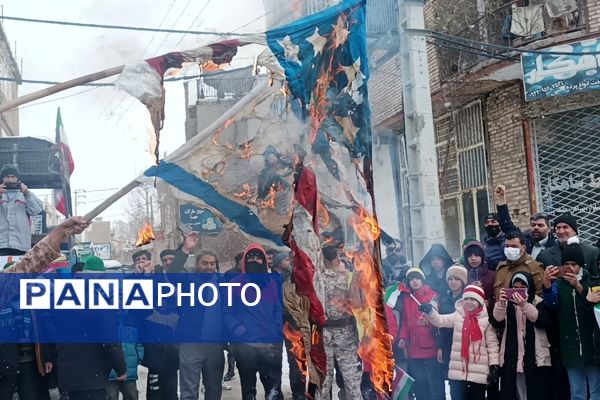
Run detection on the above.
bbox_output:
[492,271,553,400]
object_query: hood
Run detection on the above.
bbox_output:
[241,243,268,273]
[462,241,488,271]
[419,244,453,274]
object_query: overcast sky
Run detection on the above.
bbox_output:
[1,0,265,219]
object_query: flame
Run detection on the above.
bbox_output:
[258,183,286,210]
[135,223,155,247]
[212,118,236,145]
[283,322,308,378]
[347,209,394,395]
[241,141,253,159]
[317,199,330,228]
[234,183,254,199]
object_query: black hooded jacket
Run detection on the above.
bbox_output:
[420,244,454,296]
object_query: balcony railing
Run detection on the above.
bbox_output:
[434,0,587,80]
[304,0,397,36]
[196,77,256,102]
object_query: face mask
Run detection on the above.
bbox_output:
[485,225,501,237]
[245,261,266,274]
[504,247,521,262]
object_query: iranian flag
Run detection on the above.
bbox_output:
[54,108,74,217]
[392,366,414,400]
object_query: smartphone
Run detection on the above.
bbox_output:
[591,286,600,293]
[557,265,573,278]
[4,181,21,190]
[504,288,527,301]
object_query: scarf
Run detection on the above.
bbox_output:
[461,306,483,374]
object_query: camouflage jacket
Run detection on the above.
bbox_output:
[0,237,60,305]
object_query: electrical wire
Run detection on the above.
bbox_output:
[171,0,213,50]
[429,30,600,56]
[0,14,260,37]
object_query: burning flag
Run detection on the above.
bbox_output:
[115,39,254,164]
[135,223,155,247]
[136,0,393,394]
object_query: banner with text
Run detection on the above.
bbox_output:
[522,38,600,101]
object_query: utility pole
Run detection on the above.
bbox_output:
[398,0,445,260]
[74,189,87,217]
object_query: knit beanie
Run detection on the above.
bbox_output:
[561,243,585,267]
[484,213,499,223]
[446,264,468,287]
[553,214,578,234]
[462,285,485,306]
[272,252,289,269]
[83,256,105,272]
[0,164,19,179]
[406,267,425,281]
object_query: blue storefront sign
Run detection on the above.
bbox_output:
[522,38,600,101]
[179,204,223,235]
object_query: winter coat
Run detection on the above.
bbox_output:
[438,291,462,373]
[0,190,44,252]
[543,271,600,368]
[421,244,454,296]
[463,242,495,306]
[223,244,283,344]
[494,254,545,302]
[427,301,500,385]
[484,233,506,272]
[109,326,144,382]
[58,343,126,391]
[399,284,439,359]
[493,296,552,369]
[538,242,600,277]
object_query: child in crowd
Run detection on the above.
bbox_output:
[398,268,444,400]
[493,272,552,400]
[462,241,495,307]
[420,285,500,400]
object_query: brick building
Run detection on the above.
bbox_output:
[370,0,600,257]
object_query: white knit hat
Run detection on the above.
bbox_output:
[446,264,468,287]
[462,284,485,306]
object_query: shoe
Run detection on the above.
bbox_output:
[222,381,232,390]
[223,362,235,381]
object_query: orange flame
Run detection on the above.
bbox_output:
[317,199,330,228]
[348,209,394,395]
[212,119,236,145]
[135,223,155,247]
[233,183,254,200]
[241,141,253,159]
[283,322,308,378]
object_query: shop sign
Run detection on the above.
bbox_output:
[522,38,600,101]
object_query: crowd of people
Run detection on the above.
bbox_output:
[383,185,600,400]
[2,159,600,400]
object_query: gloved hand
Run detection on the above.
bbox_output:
[418,303,433,315]
[488,365,500,384]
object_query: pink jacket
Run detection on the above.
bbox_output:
[399,285,439,359]
[427,300,500,385]
[492,296,551,370]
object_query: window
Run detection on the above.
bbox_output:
[435,101,490,257]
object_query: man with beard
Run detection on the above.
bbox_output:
[538,214,600,276]
[225,244,283,400]
[494,185,556,260]
[175,246,226,400]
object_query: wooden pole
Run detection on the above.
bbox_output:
[0,65,125,114]
[83,180,141,221]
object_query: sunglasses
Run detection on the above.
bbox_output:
[386,247,402,253]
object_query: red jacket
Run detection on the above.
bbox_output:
[399,285,439,359]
